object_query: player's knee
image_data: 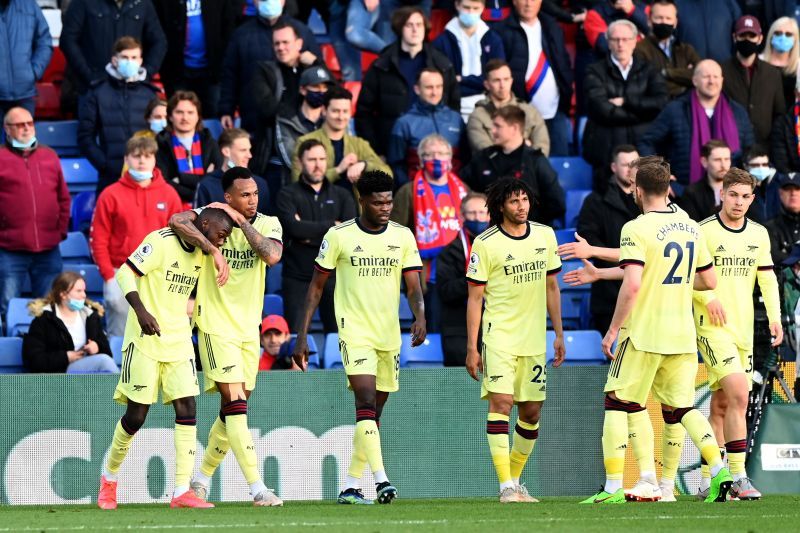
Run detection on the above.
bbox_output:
[122,404,148,432]
[172,396,197,419]
[518,402,542,424]
[726,390,749,412]
[488,394,514,415]
[354,394,377,412]
[661,408,679,425]
[668,406,694,423]
[604,394,643,412]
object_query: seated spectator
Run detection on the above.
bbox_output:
[387,68,465,187]
[583,0,649,59]
[156,91,223,204]
[355,6,460,157]
[277,139,356,334]
[258,315,300,370]
[770,77,800,174]
[760,16,800,109]
[677,140,732,221]
[765,172,800,264]
[436,192,489,367]
[495,0,573,155]
[22,272,118,374]
[582,20,669,189]
[0,107,70,322]
[195,128,270,214]
[462,105,564,226]
[390,134,469,333]
[638,60,754,190]
[467,59,550,156]
[722,15,786,146]
[90,136,183,336]
[78,37,159,194]
[673,0,741,63]
[635,0,701,99]
[432,0,506,119]
[744,145,782,223]
[292,86,391,188]
[0,0,51,116]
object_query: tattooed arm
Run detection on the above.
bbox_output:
[239,219,283,266]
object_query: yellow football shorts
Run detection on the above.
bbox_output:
[697,333,753,392]
[114,340,198,405]
[480,342,548,403]
[339,338,399,393]
[197,330,260,393]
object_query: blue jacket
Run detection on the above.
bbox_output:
[387,100,465,187]
[194,169,270,215]
[674,0,740,63]
[0,0,52,100]
[432,22,505,98]
[637,92,755,186]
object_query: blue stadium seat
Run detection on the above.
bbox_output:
[399,293,413,325]
[70,191,96,233]
[60,232,92,264]
[0,337,24,373]
[561,291,590,330]
[109,335,123,366]
[323,333,342,369]
[557,260,587,291]
[400,333,443,367]
[550,156,592,190]
[72,264,103,298]
[204,119,223,140]
[38,120,80,157]
[6,298,32,337]
[555,228,576,246]
[61,158,98,193]
[565,189,591,228]
[306,335,320,369]
[545,330,606,364]
[262,294,284,317]
[266,262,282,294]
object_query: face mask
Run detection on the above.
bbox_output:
[458,11,481,28]
[116,58,140,79]
[304,90,326,109]
[129,168,153,181]
[772,34,795,53]
[652,23,675,41]
[749,166,774,182]
[149,118,167,133]
[463,219,489,235]
[735,39,760,57]
[258,0,282,19]
[67,298,85,311]
[226,159,240,169]
[11,136,36,149]
[423,158,451,179]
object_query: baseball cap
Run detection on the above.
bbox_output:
[300,66,333,87]
[777,173,800,188]
[782,243,800,266]
[260,314,290,335]
[734,15,762,36]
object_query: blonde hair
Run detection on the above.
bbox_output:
[762,17,800,77]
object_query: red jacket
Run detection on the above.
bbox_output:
[0,144,70,253]
[90,169,183,280]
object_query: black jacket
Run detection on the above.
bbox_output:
[152,0,237,88]
[576,182,639,318]
[721,58,786,145]
[155,128,224,203]
[766,206,800,265]
[677,178,720,222]
[436,231,469,341]
[22,301,111,373]
[495,11,573,115]
[582,55,668,169]
[355,42,460,156]
[770,111,800,174]
[276,179,357,282]
[462,144,565,226]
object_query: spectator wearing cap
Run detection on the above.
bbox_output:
[258,315,300,370]
[673,0,741,63]
[387,68,466,188]
[770,76,800,174]
[722,15,786,146]
[743,145,782,223]
[765,172,800,264]
[676,139,731,222]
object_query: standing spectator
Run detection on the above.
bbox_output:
[771,78,800,173]
[258,315,300,371]
[22,272,118,374]
[432,0,506,119]
[495,0,574,155]
[635,0,701,99]
[292,86,391,187]
[0,0,52,116]
[673,0,741,63]
[277,139,356,334]
[583,0,649,58]
[582,20,669,189]
[467,59,550,155]
[744,145,782,223]
[78,36,159,194]
[390,134,469,333]
[0,108,70,322]
[765,172,800,264]
[761,17,800,117]
[155,91,223,204]
[638,60,754,189]
[194,128,270,214]
[218,0,321,131]
[436,192,489,367]
[676,139,731,221]
[462,105,564,225]
[152,0,238,119]
[60,0,166,99]
[387,68,466,187]
[90,136,182,337]
[722,15,786,146]
[355,6,460,157]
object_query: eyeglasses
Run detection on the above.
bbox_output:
[5,121,33,128]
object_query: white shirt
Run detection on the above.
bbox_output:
[611,55,633,81]
[55,305,87,351]
[445,17,491,119]
[704,107,714,119]
[520,19,559,120]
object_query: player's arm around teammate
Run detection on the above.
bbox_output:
[168,211,230,286]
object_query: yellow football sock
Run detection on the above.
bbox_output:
[680,409,722,468]
[510,419,539,482]
[174,419,197,489]
[105,419,137,475]
[200,416,229,478]
[487,413,511,485]
[347,446,368,479]
[602,409,628,482]
[223,401,260,485]
[355,420,384,474]
[661,422,685,482]
[627,410,655,476]
[726,439,747,478]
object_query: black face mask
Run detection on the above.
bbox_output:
[304,90,326,109]
[735,39,760,57]
[652,23,675,40]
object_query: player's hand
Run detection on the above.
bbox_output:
[706,298,727,327]
[466,347,482,381]
[770,322,784,347]
[602,328,618,359]
[291,336,309,372]
[67,350,85,362]
[83,339,99,355]
[211,248,230,287]
[557,232,593,260]
[207,202,246,226]
[135,308,161,336]
[552,334,566,367]
[220,115,234,129]
[410,319,427,347]
[562,259,599,286]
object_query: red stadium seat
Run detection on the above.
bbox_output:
[428,8,451,41]
[42,47,66,83]
[343,81,361,116]
[361,51,378,73]
[321,43,341,80]
[34,82,62,119]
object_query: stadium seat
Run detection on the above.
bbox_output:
[0,337,24,374]
[361,51,377,72]
[266,262,282,294]
[399,293,413,322]
[38,121,80,157]
[35,82,62,119]
[550,157,592,190]
[305,335,320,369]
[321,43,341,79]
[263,294,284,317]
[564,189,591,228]
[72,264,104,299]
[561,291,590,330]
[557,260,587,291]
[400,333,443,367]
[42,47,66,82]
[62,158,99,193]
[555,228,576,246]
[70,191,96,233]
[323,333,342,369]
[563,330,605,365]
[109,335,123,366]
[60,232,92,264]
[343,81,361,116]
[6,298,33,337]
[204,119,223,140]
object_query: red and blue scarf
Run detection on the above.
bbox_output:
[172,133,204,175]
[412,170,468,259]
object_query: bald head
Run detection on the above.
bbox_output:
[692,60,723,100]
[3,107,36,145]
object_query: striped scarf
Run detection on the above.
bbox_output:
[795,101,800,159]
[172,133,204,175]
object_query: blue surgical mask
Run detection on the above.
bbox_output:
[149,118,167,133]
[226,159,239,169]
[749,166,773,182]
[458,11,481,28]
[116,58,140,79]
[258,0,282,19]
[772,34,795,53]
[129,168,153,181]
[67,298,85,311]
[464,219,489,235]
[11,136,36,149]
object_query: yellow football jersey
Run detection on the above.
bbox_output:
[618,209,712,354]
[314,219,422,351]
[118,228,203,362]
[694,214,780,349]
[193,211,283,340]
[466,222,562,356]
